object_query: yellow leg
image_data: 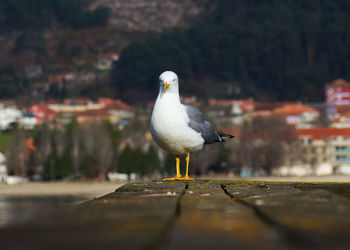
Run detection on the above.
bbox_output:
[184,153,194,181]
[163,156,183,181]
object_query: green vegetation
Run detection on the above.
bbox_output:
[118,145,161,178]
[0,1,111,100]
[114,0,350,102]
[0,68,23,99]
[162,153,176,176]
[6,121,119,179]
[44,153,74,180]
[0,0,110,33]
[0,132,13,152]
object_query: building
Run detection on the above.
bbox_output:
[79,71,96,82]
[48,74,63,85]
[207,99,319,128]
[44,98,134,126]
[332,110,350,128]
[96,52,120,71]
[28,104,57,124]
[97,98,134,125]
[0,104,22,130]
[49,98,103,113]
[282,127,350,175]
[326,79,350,120]
[326,79,350,106]
[0,103,38,130]
[25,65,42,79]
[20,111,37,129]
[62,71,76,84]
[272,103,320,128]
[207,98,254,126]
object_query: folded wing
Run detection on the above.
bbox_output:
[185,105,222,144]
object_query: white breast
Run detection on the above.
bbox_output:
[150,94,204,155]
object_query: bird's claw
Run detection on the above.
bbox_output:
[162,176,194,181]
[163,176,183,181]
[183,176,194,181]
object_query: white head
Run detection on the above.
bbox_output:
[158,71,179,94]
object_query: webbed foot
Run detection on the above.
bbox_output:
[163,176,183,181]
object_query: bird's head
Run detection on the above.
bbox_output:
[159,71,179,93]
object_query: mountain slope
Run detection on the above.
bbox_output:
[113,0,350,103]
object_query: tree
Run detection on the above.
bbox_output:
[133,147,146,177]
[144,145,160,176]
[113,0,350,103]
[6,127,35,177]
[190,144,221,176]
[88,122,115,176]
[0,1,111,33]
[64,118,84,178]
[209,143,232,173]
[162,153,175,176]
[237,115,296,175]
[43,152,73,180]
[80,153,98,177]
[0,67,20,98]
[33,123,52,173]
[117,145,137,178]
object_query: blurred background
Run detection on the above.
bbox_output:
[0,0,350,226]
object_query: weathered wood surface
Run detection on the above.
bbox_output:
[1,180,350,250]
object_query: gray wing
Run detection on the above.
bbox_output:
[185,105,222,144]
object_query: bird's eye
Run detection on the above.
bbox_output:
[173,79,176,83]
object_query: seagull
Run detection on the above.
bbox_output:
[150,71,234,181]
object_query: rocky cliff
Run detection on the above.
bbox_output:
[91,0,213,32]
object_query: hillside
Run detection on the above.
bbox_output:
[113,0,350,103]
[0,0,211,100]
[1,0,350,104]
[91,0,213,32]
[0,0,211,73]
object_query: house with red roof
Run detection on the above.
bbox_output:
[28,104,57,124]
[207,98,255,126]
[208,99,320,128]
[43,98,134,126]
[272,103,319,127]
[48,75,63,85]
[98,98,134,125]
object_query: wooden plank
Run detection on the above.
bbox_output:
[223,181,301,199]
[165,180,291,250]
[0,181,185,250]
[224,182,350,249]
[2,180,350,250]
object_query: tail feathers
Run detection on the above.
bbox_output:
[219,134,235,142]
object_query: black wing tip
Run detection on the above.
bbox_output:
[219,134,235,142]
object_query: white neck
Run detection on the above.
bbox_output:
[156,90,181,105]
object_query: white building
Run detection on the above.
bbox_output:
[19,112,37,129]
[278,127,350,176]
[0,104,37,130]
[0,104,22,130]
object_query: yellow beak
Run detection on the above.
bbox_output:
[164,82,170,89]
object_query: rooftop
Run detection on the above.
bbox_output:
[326,78,350,88]
[296,127,350,140]
[273,103,319,117]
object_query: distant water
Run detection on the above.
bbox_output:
[0,195,88,228]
